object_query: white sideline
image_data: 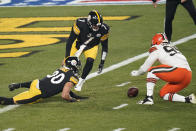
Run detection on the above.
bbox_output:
[0,34,195,114]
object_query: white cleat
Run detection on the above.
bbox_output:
[137,96,154,105]
[188,93,196,104]
[74,78,85,92]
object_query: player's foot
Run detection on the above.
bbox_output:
[137,96,154,105]
[8,83,20,91]
[186,94,196,104]
[74,78,85,91]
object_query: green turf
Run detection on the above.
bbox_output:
[0,4,196,131]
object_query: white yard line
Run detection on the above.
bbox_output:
[0,105,20,114]
[113,128,126,131]
[113,104,128,109]
[0,34,195,114]
[116,82,131,87]
[168,128,181,131]
[57,128,71,131]
[2,128,15,131]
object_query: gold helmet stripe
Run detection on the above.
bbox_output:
[93,10,100,23]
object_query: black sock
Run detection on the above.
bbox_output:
[185,97,191,103]
[20,81,32,88]
[0,97,14,105]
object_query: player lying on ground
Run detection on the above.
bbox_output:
[131,33,196,105]
[0,56,88,105]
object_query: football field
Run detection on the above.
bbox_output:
[0,4,196,131]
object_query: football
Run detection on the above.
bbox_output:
[127,87,139,98]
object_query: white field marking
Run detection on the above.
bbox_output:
[0,105,20,114]
[112,104,128,110]
[116,82,131,87]
[168,128,181,131]
[2,128,15,131]
[57,128,70,131]
[0,33,195,114]
[113,128,126,131]
[86,33,196,80]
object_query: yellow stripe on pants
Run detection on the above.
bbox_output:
[13,79,42,104]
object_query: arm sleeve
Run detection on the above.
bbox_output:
[100,39,108,64]
[138,51,158,73]
[65,28,78,57]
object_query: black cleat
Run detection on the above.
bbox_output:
[8,83,20,91]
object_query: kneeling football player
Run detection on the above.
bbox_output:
[131,33,196,105]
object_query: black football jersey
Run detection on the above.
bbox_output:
[73,18,109,50]
[39,68,79,98]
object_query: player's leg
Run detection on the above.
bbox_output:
[158,68,194,103]
[9,81,32,91]
[74,45,98,91]
[69,41,78,56]
[138,65,183,105]
[0,97,14,105]
[137,71,159,105]
[181,0,196,25]
[13,79,42,104]
[164,0,179,41]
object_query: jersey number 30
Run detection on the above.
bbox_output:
[47,71,65,84]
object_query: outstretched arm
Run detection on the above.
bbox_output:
[61,82,79,102]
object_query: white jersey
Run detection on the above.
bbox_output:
[139,43,191,73]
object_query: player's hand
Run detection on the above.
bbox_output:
[98,63,104,74]
[130,70,139,76]
[68,98,80,102]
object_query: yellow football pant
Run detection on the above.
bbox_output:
[13,79,42,104]
[70,40,98,59]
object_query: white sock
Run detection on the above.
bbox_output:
[163,93,185,102]
[146,82,155,96]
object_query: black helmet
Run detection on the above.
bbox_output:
[65,56,81,74]
[87,10,103,31]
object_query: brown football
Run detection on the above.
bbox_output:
[127,87,139,98]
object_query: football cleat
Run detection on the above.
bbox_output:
[186,94,196,104]
[137,96,154,105]
[8,83,20,91]
[74,78,85,92]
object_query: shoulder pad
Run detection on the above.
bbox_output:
[149,46,157,53]
[101,23,110,34]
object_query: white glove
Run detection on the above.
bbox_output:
[130,70,140,76]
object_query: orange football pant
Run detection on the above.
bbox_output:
[148,65,192,98]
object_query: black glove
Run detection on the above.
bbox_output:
[70,91,89,99]
[68,98,80,102]
[98,60,104,74]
